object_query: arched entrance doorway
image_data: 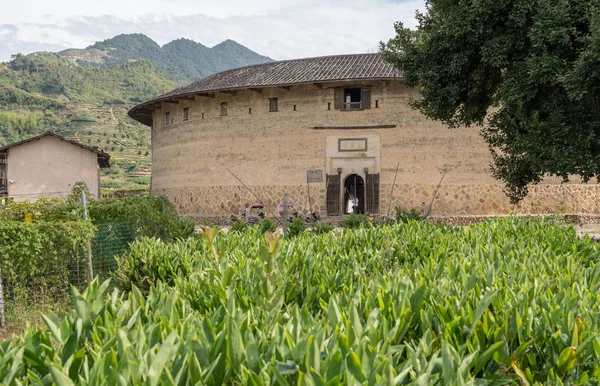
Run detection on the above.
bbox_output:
[343,174,365,214]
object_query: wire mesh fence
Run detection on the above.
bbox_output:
[91,222,137,281]
[0,221,137,330]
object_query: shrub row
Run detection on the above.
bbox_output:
[0,194,195,241]
[1,218,599,384]
[0,220,95,297]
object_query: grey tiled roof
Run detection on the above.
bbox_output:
[129,53,399,125]
[0,131,111,168]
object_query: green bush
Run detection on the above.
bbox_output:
[115,237,200,294]
[340,212,368,228]
[230,220,247,233]
[2,218,600,384]
[258,217,276,234]
[0,220,95,297]
[166,216,196,240]
[311,221,334,234]
[0,194,197,245]
[287,217,306,237]
[395,206,425,222]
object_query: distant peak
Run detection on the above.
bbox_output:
[88,33,160,49]
[163,38,207,49]
[212,39,241,48]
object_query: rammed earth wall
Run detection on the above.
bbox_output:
[150,81,600,219]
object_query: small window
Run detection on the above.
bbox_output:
[327,102,331,110]
[202,112,204,119]
[375,100,379,108]
[335,87,371,110]
[344,88,362,110]
[165,112,170,126]
[269,98,278,112]
[249,108,252,114]
[293,104,297,111]
[183,107,189,121]
[220,102,228,116]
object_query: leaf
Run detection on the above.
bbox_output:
[511,353,530,386]
[277,361,298,375]
[556,347,577,374]
[346,351,365,382]
[441,341,455,384]
[469,290,497,336]
[50,365,75,386]
[147,331,180,386]
[474,341,504,373]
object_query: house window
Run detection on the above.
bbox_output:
[183,107,189,121]
[293,104,297,111]
[165,112,170,126]
[269,98,278,112]
[220,102,228,116]
[334,87,371,110]
[344,88,362,109]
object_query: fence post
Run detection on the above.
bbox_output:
[0,265,5,329]
[81,190,94,282]
[283,193,289,237]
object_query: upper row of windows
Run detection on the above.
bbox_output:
[163,87,376,126]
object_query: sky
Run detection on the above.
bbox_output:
[0,0,425,62]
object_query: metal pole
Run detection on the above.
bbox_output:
[0,265,5,329]
[81,190,93,282]
[306,172,312,215]
[162,196,166,215]
[226,168,283,225]
[387,162,400,216]
[81,190,88,220]
[283,193,289,236]
[425,170,447,218]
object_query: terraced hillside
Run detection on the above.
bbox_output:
[0,52,174,190]
[0,35,272,191]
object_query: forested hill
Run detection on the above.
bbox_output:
[0,34,272,192]
[60,34,273,83]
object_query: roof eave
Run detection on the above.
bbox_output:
[128,76,400,126]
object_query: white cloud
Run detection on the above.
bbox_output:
[0,0,425,61]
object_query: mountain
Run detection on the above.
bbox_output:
[0,34,273,191]
[62,34,273,83]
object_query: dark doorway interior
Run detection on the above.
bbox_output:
[343,174,365,214]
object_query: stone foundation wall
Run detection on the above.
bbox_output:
[155,182,600,220]
[380,183,600,216]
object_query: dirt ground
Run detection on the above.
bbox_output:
[575,224,600,241]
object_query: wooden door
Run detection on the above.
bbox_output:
[326,174,341,215]
[366,173,380,214]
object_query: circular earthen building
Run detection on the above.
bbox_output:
[129,53,600,219]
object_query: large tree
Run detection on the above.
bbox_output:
[381,0,600,203]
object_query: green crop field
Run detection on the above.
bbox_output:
[1,218,599,384]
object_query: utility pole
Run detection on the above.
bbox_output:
[81,190,94,282]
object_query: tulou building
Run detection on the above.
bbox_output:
[129,53,600,219]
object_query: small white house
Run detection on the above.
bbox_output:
[0,132,110,201]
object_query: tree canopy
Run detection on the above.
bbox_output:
[381,0,600,203]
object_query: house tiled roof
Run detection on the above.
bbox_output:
[129,53,400,125]
[0,131,111,168]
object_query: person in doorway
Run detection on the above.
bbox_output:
[352,196,359,214]
[345,188,354,214]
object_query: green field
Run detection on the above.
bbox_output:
[1,218,599,384]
